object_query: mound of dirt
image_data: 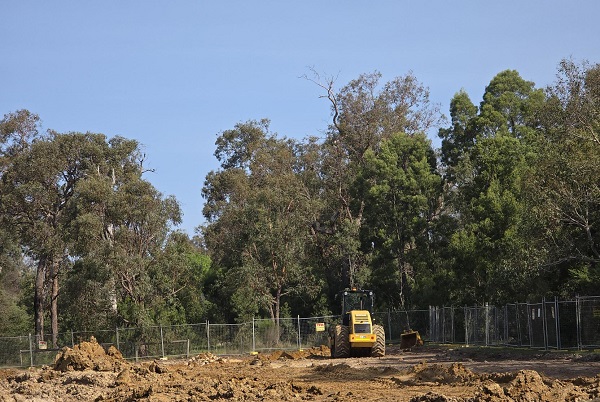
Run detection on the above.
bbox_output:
[410,362,478,384]
[5,344,600,401]
[409,392,462,401]
[187,352,224,366]
[257,345,331,362]
[473,369,592,402]
[53,336,128,372]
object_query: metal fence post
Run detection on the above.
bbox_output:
[504,305,508,346]
[451,306,455,344]
[576,296,582,350]
[542,297,548,350]
[464,306,469,346]
[554,296,560,350]
[206,320,210,352]
[475,306,479,344]
[485,303,489,346]
[252,318,256,353]
[28,333,33,367]
[71,330,74,347]
[387,310,392,342]
[515,302,521,346]
[527,302,532,348]
[160,325,165,358]
[297,315,301,350]
[116,327,120,351]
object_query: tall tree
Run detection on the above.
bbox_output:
[309,71,445,299]
[356,132,442,308]
[202,120,322,323]
[529,60,600,296]
[438,71,545,304]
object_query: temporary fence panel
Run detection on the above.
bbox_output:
[578,296,600,348]
[558,300,578,349]
[5,296,600,368]
[252,318,299,352]
[297,315,339,349]
[0,336,31,368]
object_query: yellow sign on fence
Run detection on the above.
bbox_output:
[315,323,325,332]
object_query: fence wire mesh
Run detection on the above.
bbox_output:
[3,296,600,368]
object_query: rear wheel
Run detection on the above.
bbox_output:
[371,324,385,357]
[333,325,350,358]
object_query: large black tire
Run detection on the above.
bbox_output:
[333,325,350,358]
[371,324,386,357]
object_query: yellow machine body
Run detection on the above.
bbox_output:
[348,310,377,348]
[329,289,385,358]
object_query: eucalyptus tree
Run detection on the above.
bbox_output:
[1,110,184,340]
[1,127,123,345]
[0,110,40,335]
[529,60,600,295]
[308,71,445,297]
[355,132,442,308]
[202,120,323,323]
[438,71,545,304]
[63,142,182,329]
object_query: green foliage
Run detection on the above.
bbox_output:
[438,70,546,305]
[3,60,600,334]
[525,60,600,295]
[356,132,442,308]
[203,120,323,322]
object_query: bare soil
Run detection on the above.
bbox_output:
[2,338,600,401]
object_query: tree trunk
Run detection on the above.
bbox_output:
[275,288,281,344]
[50,258,59,348]
[34,257,47,345]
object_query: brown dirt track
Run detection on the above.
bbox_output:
[2,338,600,401]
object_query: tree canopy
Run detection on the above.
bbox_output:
[2,58,600,335]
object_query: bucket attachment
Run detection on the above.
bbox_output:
[400,330,423,349]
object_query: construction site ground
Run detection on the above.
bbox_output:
[2,338,600,401]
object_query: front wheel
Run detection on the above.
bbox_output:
[333,325,350,358]
[371,324,385,357]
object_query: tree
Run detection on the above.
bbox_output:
[438,90,478,182]
[356,132,442,308]
[202,120,322,323]
[528,60,600,296]
[438,70,545,304]
[1,111,185,341]
[0,228,32,335]
[307,70,445,301]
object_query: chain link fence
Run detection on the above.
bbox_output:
[428,296,600,351]
[3,296,600,368]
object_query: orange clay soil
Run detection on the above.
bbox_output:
[2,338,600,401]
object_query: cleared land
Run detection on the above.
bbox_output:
[2,339,600,401]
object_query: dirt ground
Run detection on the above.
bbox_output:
[2,338,600,401]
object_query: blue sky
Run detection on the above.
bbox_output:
[2,1,599,235]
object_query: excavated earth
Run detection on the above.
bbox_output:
[2,338,600,401]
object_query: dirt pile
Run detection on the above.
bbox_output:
[405,368,600,401]
[255,345,331,362]
[471,370,598,401]
[53,336,127,372]
[2,345,600,401]
[410,362,478,384]
[186,352,224,366]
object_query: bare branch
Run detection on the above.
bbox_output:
[300,67,341,133]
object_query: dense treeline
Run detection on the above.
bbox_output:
[1,59,599,340]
